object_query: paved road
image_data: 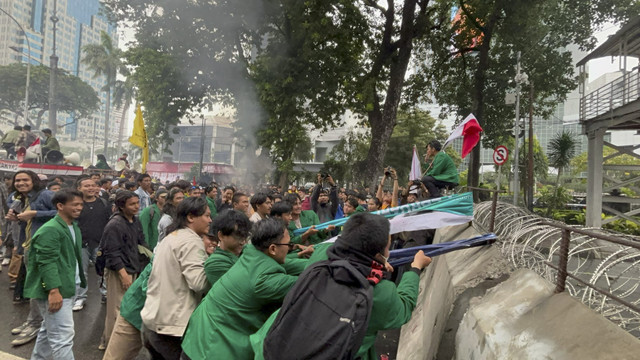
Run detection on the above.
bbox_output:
[0,264,147,360]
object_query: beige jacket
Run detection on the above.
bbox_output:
[141,227,210,336]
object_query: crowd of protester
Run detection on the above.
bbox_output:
[0,140,460,360]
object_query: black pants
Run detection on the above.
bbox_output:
[143,327,183,360]
[14,259,26,299]
[421,175,456,198]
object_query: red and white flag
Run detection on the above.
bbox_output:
[409,145,421,180]
[28,137,41,155]
[444,113,483,158]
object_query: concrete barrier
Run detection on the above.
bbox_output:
[456,268,640,359]
[396,223,511,360]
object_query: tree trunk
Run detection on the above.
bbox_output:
[35,109,46,129]
[104,83,111,158]
[466,2,502,201]
[117,98,130,156]
[363,0,419,189]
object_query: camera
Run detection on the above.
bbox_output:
[411,179,422,187]
[384,166,393,176]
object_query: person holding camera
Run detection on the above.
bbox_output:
[421,140,459,198]
[311,173,338,223]
[376,167,399,209]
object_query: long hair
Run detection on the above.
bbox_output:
[11,170,42,201]
[162,188,183,219]
[165,196,208,235]
[114,190,139,214]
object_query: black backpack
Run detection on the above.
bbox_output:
[263,259,373,360]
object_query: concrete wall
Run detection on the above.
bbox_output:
[396,222,640,360]
[456,269,640,359]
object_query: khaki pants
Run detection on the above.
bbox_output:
[100,269,136,349]
[103,314,142,360]
[8,253,22,281]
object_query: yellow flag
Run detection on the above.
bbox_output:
[128,104,149,173]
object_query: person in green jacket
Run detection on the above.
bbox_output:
[139,189,168,250]
[283,193,334,245]
[204,209,252,285]
[205,184,218,220]
[421,140,459,198]
[181,218,299,360]
[41,128,60,156]
[95,154,111,170]
[250,213,432,360]
[24,189,86,360]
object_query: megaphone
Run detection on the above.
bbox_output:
[133,163,142,173]
[115,160,126,172]
[25,149,39,161]
[45,150,64,164]
[64,152,80,166]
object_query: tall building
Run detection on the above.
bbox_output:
[161,115,241,166]
[0,0,117,148]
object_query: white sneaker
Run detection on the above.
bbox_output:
[72,300,84,312]
[1,258,10,266]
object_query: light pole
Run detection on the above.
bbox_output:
[1,7,32,124]
[48,0,59,135]
[512,51,528,205]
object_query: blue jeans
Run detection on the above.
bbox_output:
[75,247,106,303]
[31,298,75,360]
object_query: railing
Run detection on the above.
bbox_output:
[539,220,640,314]
[580,70,640,121]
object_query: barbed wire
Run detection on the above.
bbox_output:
[475,201,640,337]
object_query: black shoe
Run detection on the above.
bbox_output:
[12,296,27,305]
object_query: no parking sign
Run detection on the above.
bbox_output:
[493,146,508,166]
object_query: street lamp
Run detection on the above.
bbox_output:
[1,7,32,125]
[48,0,59,135]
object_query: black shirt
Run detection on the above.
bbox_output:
[101,214,148,274]
[77,197,111,250]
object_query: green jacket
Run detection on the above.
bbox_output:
[288,210,327,245]
[95,159,110,170]
[139,204,161,250]
[206,196,218,220]
[204,248,237,286]
[2,129,20,144]
[250,243,420,360]
[24,215,86,299]
[426,151,459,184]
[42,135,60,153]
[181,245,298,360]
[120,260,153,331]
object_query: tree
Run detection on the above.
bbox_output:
[123,45,204,151]
[422,0,640,198]
[113,73,136,155]
[383,107,451,181]
[548,131,577,186]
[322,130,371,188]
[0,63,100,128]
[82,31,123,158]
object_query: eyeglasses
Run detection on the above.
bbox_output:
[273,242,296,250]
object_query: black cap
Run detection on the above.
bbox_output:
[42,128,52,135]
[14,125,22,131]
[23,125,31,131]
